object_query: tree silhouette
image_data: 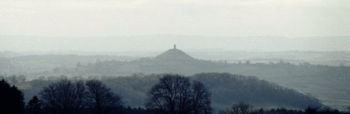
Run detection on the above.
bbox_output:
[304,107,318,114]
[223,103,251,114]
[39,79,123,114]
[0,79,24,114]
[26,96,42,114]
[146,74,211,114]
[39,80,86,114]
[191,81,211,114]
[86,80,123,114]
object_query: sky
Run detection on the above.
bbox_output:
[0,0,350,52]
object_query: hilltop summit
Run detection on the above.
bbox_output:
[155,45,194,61]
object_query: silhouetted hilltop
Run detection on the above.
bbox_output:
[154,45,194,61]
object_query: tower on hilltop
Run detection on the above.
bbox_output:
[154,44,194,61]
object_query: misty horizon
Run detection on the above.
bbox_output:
[1,0,350,114]
[1,36,350,54]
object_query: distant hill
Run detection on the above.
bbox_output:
[71,47,218,75]
[19,73,322,112]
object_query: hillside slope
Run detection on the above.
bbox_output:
[21,73,323,111]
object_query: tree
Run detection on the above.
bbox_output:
[39,79,123,114]
[0,79,24,114]
[146,74,212,114]
[26,96,42,114]
[304,107,318,114]
[39,80,86,114]
[147,74,191,114]
[224,103,251,114]
[86,80,123,114]
[191,81,211,114]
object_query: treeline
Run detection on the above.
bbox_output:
[2,73,326,112]
[219,103,349,114]
[1,74,211,114]
[1,74,349,114]
[0,74,349,114]
[11,73,323,110]
[1,79,123,114]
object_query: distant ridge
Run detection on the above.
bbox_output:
[154,45,195,61]
[44,46,350,110]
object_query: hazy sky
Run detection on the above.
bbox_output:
[0,0,350,52]
[1,0,349,37]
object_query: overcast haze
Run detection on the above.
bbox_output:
[0,0,350,52]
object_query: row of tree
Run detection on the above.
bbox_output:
[147,74,211,114]
[1,79,123,114]
[1,74,350,114]
[0,74,211,114]
[39,79,122,114]
[219,103,349,114]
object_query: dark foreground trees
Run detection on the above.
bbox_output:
[86,80,122,114]
[0,79,24,114]
[191,81,211,114]
[219,103,350,114]
[220,103,251,114]
[26,96,42,114]
[40,80,86,114]
[39,79,122,114]
[146,74,211,114]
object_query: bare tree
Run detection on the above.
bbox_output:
[85,80,122,114]
[39,80,86,114]
[147,74,212,114]
[224,103,251,114]
[191,81,211,114]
